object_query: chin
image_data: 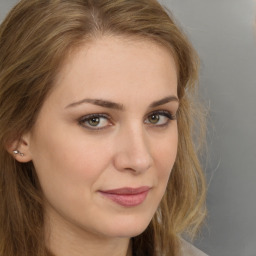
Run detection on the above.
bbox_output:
[102,214,152,238]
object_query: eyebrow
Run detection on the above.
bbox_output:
[149,96,179,108]
[65,95,179,110]
[65,98,124,110]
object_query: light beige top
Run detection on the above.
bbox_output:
[181,240,209,256]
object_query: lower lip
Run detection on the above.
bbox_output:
[99,190,149,207]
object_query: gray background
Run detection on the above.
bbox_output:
[1,1,256,256]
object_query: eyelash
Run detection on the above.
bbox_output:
[79,113,112,130]
[145,110,176,127]
[78,110,176,130]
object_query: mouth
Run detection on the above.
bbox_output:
[99,186,151,207]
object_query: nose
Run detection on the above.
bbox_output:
[113,125,153,174]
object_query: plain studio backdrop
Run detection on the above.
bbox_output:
[1,1,256,256]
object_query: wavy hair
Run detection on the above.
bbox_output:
[0,0,206,255]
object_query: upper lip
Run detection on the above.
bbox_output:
[100,186,151,195]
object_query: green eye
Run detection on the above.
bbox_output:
[88,117,100,126]
[145,110,175,126]
[148,114,160,124]
[79,114,111,130]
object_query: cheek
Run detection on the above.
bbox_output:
[30,132,115,223]
[153,131,178,183]
[65,135,114,180]
[31,127,113,198]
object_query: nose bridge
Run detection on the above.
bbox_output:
[113,121,153,173]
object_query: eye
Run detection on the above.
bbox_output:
[145,110,176,126]
[79,114,112,130]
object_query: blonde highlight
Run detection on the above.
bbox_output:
[0,1,207,255]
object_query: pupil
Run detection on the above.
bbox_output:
[150,114,159,123]
[89,117,99,126]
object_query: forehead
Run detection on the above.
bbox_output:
[49,35,178,106]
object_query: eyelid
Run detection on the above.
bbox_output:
[78,109,176,131]
[146,110,176,120]
[144,110,177,127]
[78,113,113,130]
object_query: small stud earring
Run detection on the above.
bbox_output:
[13,150,24,157]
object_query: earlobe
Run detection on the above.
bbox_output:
[13,150,25,157]
[6,134,33,163]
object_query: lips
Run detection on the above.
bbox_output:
[99,186,150,207]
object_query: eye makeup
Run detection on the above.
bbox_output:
[78,113,113,130]
[78,109,176,131]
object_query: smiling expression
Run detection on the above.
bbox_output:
[24,36,179,240]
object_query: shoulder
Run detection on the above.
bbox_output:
[180,239,209,256]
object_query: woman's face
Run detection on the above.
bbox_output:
[25,36,179,239]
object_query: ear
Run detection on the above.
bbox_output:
[6,133,33,163]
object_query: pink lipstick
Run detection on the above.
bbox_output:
[99,186,150,207]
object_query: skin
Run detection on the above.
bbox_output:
[15,36,179,256]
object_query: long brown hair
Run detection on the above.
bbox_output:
[0,0,206,255]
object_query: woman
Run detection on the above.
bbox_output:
[0,0,207,255]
